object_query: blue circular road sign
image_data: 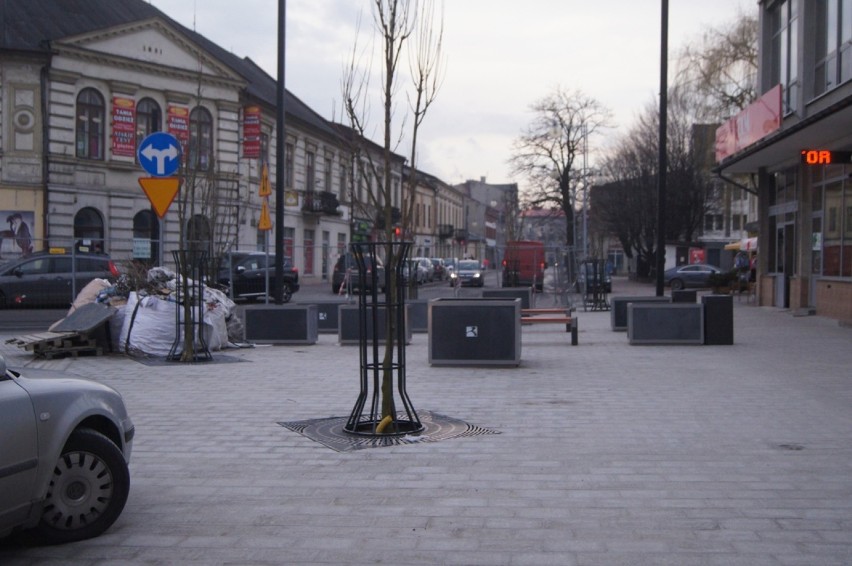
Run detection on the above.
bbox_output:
[138,132,182,177]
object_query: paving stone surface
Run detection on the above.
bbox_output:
[1,279,851,565]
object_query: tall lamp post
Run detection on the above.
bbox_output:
[581,124,589,260]
[655,0,668,296]
[273,0,287,303]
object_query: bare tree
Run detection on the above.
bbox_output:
[676,11,758,121]
[594,12,757,278]
[597,87,716,278]
[172,80,240,362]
[342,0,443,427]
[508,87,611,248]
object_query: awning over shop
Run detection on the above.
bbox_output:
[724,237,758,251]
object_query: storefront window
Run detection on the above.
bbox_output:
[813,170,852,278]
[812,217,823,275]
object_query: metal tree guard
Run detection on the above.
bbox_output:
[344,241,423,436]
[167,249,212,362]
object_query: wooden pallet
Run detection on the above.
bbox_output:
[6,331,103,359]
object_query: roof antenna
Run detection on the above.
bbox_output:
[192,0,197,31]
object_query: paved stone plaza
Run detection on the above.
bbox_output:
[1,280,851,565]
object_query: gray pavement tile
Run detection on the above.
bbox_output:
[1,279,852,564]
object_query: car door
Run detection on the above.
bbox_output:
[1,257,56,306]
[235,255,268,297]
[46,256,76,306]
[0,375,39,529]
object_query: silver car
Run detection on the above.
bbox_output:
[0,355,133,544]
[449,260,485,287]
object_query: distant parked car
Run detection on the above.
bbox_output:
[443,258,458,276]
[331,253,386,294]
[575,260,612,294]
[217,252,299,303]
[0,250,119,308]
[412,257,435,282]
[449,259,485,287]
[401,259,427,286]
[0,354,133,544]
[664,263,722,290]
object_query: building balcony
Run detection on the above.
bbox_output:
[302,191,341,216]
[437,224,454,239]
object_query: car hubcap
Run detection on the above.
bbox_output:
[42,451,114,530]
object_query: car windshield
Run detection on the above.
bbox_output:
[458,260,479,270]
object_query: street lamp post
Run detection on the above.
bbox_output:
[655,0,668,296]
[582,124,589,260]
[274,0,287,304]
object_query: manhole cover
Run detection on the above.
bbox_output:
[279,410,499,452]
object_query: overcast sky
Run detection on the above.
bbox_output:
[148,0,756,187]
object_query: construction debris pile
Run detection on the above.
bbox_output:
[6,267,244,359]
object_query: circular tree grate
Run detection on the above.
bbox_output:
[279,410,499,452]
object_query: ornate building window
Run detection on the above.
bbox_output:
[189,106,213,171]
[76,88,105,160]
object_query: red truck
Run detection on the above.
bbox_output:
[502,240,546,290]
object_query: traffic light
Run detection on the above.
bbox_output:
[394,226,401,237]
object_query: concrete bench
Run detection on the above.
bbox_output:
[611,295,671,331]
[627,303,704,345]
[243,304,318,344]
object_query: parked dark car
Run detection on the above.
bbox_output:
[0,250,119,308]
[449,259,485,287]
[217,252,299,302]
[0,354,133,544]
[575,260,612,294]
[664,263,722,290]
[331,253,386,294]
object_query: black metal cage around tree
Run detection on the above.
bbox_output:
[344,241,423,436]
[167,249,212,362]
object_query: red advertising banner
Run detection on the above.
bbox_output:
[111,97,136,157]
[243,105,262,159]
[689,247,705,264]
[167,105,190,160]
[715,84,782,162]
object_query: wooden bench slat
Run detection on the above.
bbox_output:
[520,315,579,345]
[521,308,571,315]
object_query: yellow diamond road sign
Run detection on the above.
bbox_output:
[259,163,272,197]
[138,177,180,218]
[258,199,272,231]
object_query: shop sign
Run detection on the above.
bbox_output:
[243,106,262,159]
[111,97,136,157]
[715,84,782,162]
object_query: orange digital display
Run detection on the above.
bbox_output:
[801,150,852,165]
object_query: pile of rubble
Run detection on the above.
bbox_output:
[6,267,244,359]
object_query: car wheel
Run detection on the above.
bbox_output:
[670,278,684,291]
[33,428,130,544]
[281,283,293,303]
